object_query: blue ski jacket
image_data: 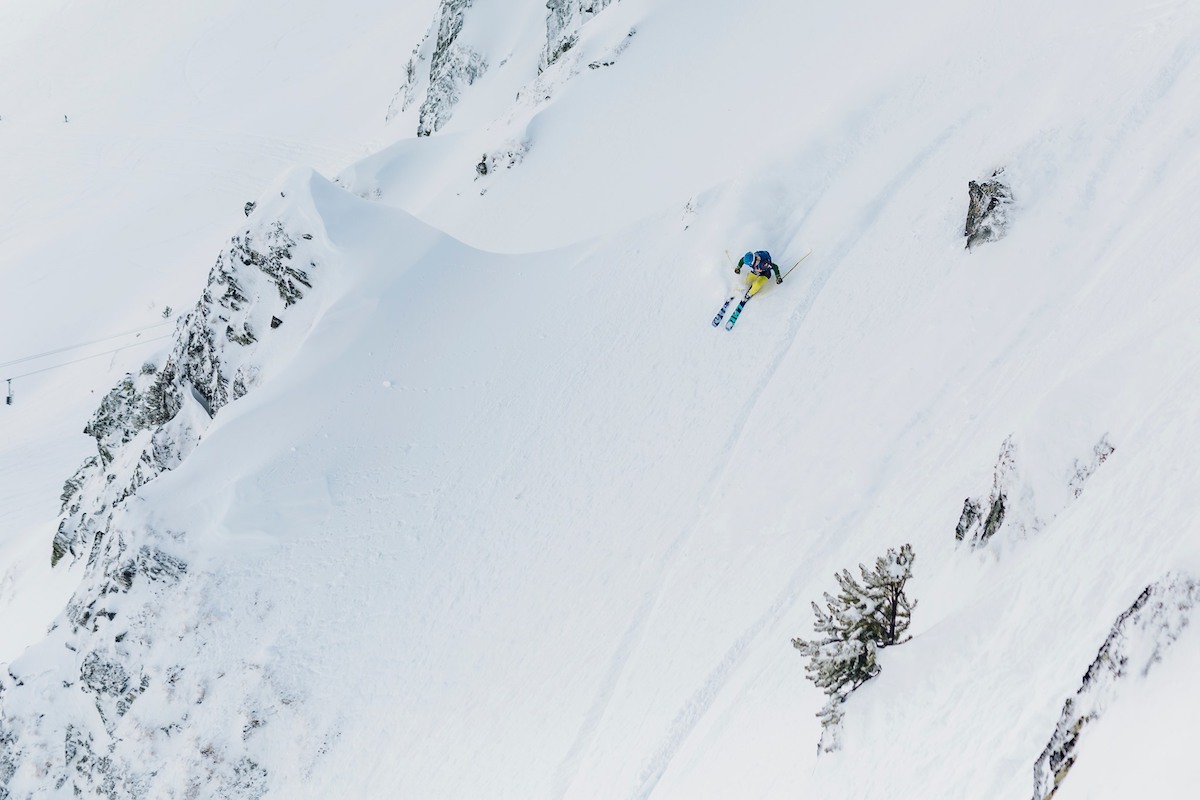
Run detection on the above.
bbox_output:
[738,250,780,278]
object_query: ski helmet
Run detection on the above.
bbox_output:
[743,251,755,267]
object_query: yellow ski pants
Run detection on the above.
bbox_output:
[742,273,770,296]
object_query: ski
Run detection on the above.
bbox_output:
[712,295,736,327]
[725,294,751,330]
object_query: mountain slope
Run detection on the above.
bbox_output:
[3,0,1200,798]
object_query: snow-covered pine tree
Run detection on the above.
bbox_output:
[859,543,916,646]
[793,573,883,697]
[792,544,916,750]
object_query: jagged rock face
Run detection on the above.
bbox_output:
[385,28,431,126]
[1,518,276,799]
[955,435,1113,549]
[543,0,618,71]
[400,0,622,137]
[3,189,325,797]
[417,0,488,136]
[2,524,191,798]
[964,169,1013,249]
[955,436,1025,547]
[1032,575,1200,800]
[52,217,320,568]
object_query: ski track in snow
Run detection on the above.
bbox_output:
[1083,32,1200,195]
[5,0,1200,797]
[620,118,964,799]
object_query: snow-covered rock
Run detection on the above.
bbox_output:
[4,174,334,799]
[417,0,488,136]
[543,0,619,71]
[964,169,1013,250]
[4,0,1200,798]
[955,434,1114,549]
[1032,574,1200,800]
[51,194,324,568]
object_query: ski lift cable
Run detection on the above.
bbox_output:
[0,320,175,371]
[3,334,174,382]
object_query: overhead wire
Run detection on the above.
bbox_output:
[0,320,175,372]
[3,335,174,382]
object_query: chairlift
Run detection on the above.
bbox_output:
[5,379,11,406]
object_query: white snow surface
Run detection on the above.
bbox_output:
[3,0,1200,798]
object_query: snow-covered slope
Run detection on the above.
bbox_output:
[3,0,1200,798]
[0,0,438,661]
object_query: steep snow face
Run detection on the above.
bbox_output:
[0,0,442,661]
[4,0,1200,799]
[1,170,449,797]
[50,191,333,570]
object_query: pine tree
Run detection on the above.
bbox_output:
[792,544,916,746]
[858,544,916,647]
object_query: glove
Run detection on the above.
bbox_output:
[776,276,783,284]
[734,267,741,274]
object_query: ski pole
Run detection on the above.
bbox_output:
[782,249,813,279]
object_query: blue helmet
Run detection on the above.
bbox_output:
[743,251,755,267]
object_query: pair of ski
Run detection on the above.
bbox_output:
[712,249,812,331]
[712,290,752,330]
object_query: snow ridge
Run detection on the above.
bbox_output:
[51,184,325,569]
[2,174,331,799]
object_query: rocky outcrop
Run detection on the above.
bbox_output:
[51,218,320,567]
[955,436,1029,547]
[964,169,1013,249]
[2,521,193,798]
[475,140,530,177]
[955,434,1114,549]
[3,178,329,798]
[0,515,283,798]
[393,1,625,137]
[417,0,488,137]
[1032,575,1200,799]
[1069,437,1114,498]
[587,27,636,70]
[385,23,434,127]
[543,0,619,71]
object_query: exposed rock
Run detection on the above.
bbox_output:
[0,726,16,797]
[80,652,131,697]
[0,175,342,799]
[587,26,636,70]
[417,0,488,137]
[956,434,1115,550]
[385,31,432,125]
[51,216,320,567]
[954,497,981,542]
[956,436,1026,547]
[475,140,530,177]
[396,1,624,137]
[981,491,1007,542]
[1069,436,1115,498]
[544,0,619,71]
[1032,575,1200,799]
[965,169,1013,249]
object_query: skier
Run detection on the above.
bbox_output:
[734,250,783,297]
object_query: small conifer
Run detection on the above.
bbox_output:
[792,545,916,746]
